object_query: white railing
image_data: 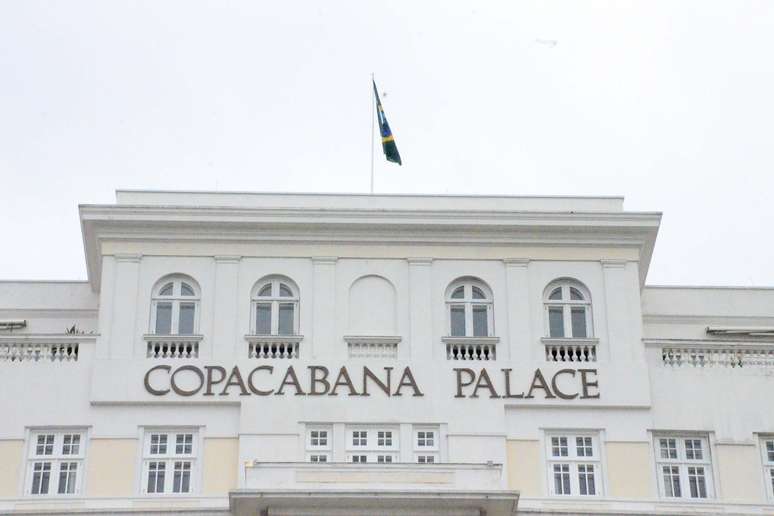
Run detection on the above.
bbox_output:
[246,335,302,359]
[0,337,82,362]
[543,338,598,363]
[345,336,401,359]
[661,345,774,368]
[443,337,498,361]
[144,335,201,359]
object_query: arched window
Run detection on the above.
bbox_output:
[445,278,493,337]
[151,275,200,335]
[544,280,592,339]
[251,277,299,335]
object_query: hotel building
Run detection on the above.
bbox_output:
[1,190,773,515]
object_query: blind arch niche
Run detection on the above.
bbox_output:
[347,275,397,336]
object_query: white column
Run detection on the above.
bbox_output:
[601,259,636,361]
[95,256,115,360]
[311,257,337,360]
[503,259,530,361]
[212,256,241,361]
[407,258,433,361]
[110,254,141,360]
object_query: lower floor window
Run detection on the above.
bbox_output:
[27,430,86,496]
[145,460,193,493]
[546,432,602,496]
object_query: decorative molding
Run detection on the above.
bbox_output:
[503,258,530,268]
[441,336,500,345]
[244,334,304,344]
[407,257,433,266]
[600,259,627,269]
[343,335,402,345]
[214,255,241,263]
[114,253,142,263]
[311,256,338,265]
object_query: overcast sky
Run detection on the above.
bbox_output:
[1,1,772,286]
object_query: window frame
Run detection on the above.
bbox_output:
[149,276,200,336]
[25,429,87,497]
[414,427,440,464]
[543,280,593,339]
[306,425,332,463]
[251,277,300,336]
[652,433,714,500]
[445,279,494,338]
[345,426,399,464]
[759,435,774,500]
[544,431,603,497]
[140,428,200,496]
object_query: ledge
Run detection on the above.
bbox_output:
[441,336,500,345]
[244,334,304,344]
[143,334,203,343]
[0,333,97,343]
[344,335,402,345]
[541,337,599,346]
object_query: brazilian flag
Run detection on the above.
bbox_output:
[373,80,402,165]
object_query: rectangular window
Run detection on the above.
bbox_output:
[450,305,465,336]
[142,429,197,495]
[278,303,295,335]
[255,303,271,335]
[377,431,393,447]
[654,434,713,499]
[178,303,196,335]
[306,426,332,463]
[352,431,368,447]
[27,430,86,496]
[472,305,488,337]
[548,307,564,338]
[760,437,774,499]
[414,426,440,463]
[155,302,173,335]
[546,432,602,497]
[570,307,587,338]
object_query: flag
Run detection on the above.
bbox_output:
[373,80,402,165]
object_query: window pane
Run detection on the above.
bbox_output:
[450,286,464,299]
[570,287,584,300]
[688,466,707,498]
[471,286,486,299]
[180,283,195,296]
[685,439,703,460]
[450,306,466,336]
[548,307,564,338]
[659,438,677,459]
[155,302,173,335]
[258,284,272,297]
[548,287,562,300]
[31,462,51,494]
[279,284,293,297]
[663,466,680,497]
[278,303,295,335]
[256,303,271,334]
[571,307,587,338]
[767,441,774,462]
[159,283,174,296]
[553,464,570,495]
[179,303,195,335]
[58,462,77,494]
[472,305,488,337]
[578,464,595,495]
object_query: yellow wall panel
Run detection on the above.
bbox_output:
[506,440,542,497]
[716,443,763,503]
[202,438,239,495]
[0,440,24,497]
[86,439,137,497]
[606,441,654,499]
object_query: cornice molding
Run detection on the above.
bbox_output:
[311,256,338,265]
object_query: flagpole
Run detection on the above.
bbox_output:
[370,73,375,194]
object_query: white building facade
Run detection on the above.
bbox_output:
[1,190,773,515]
